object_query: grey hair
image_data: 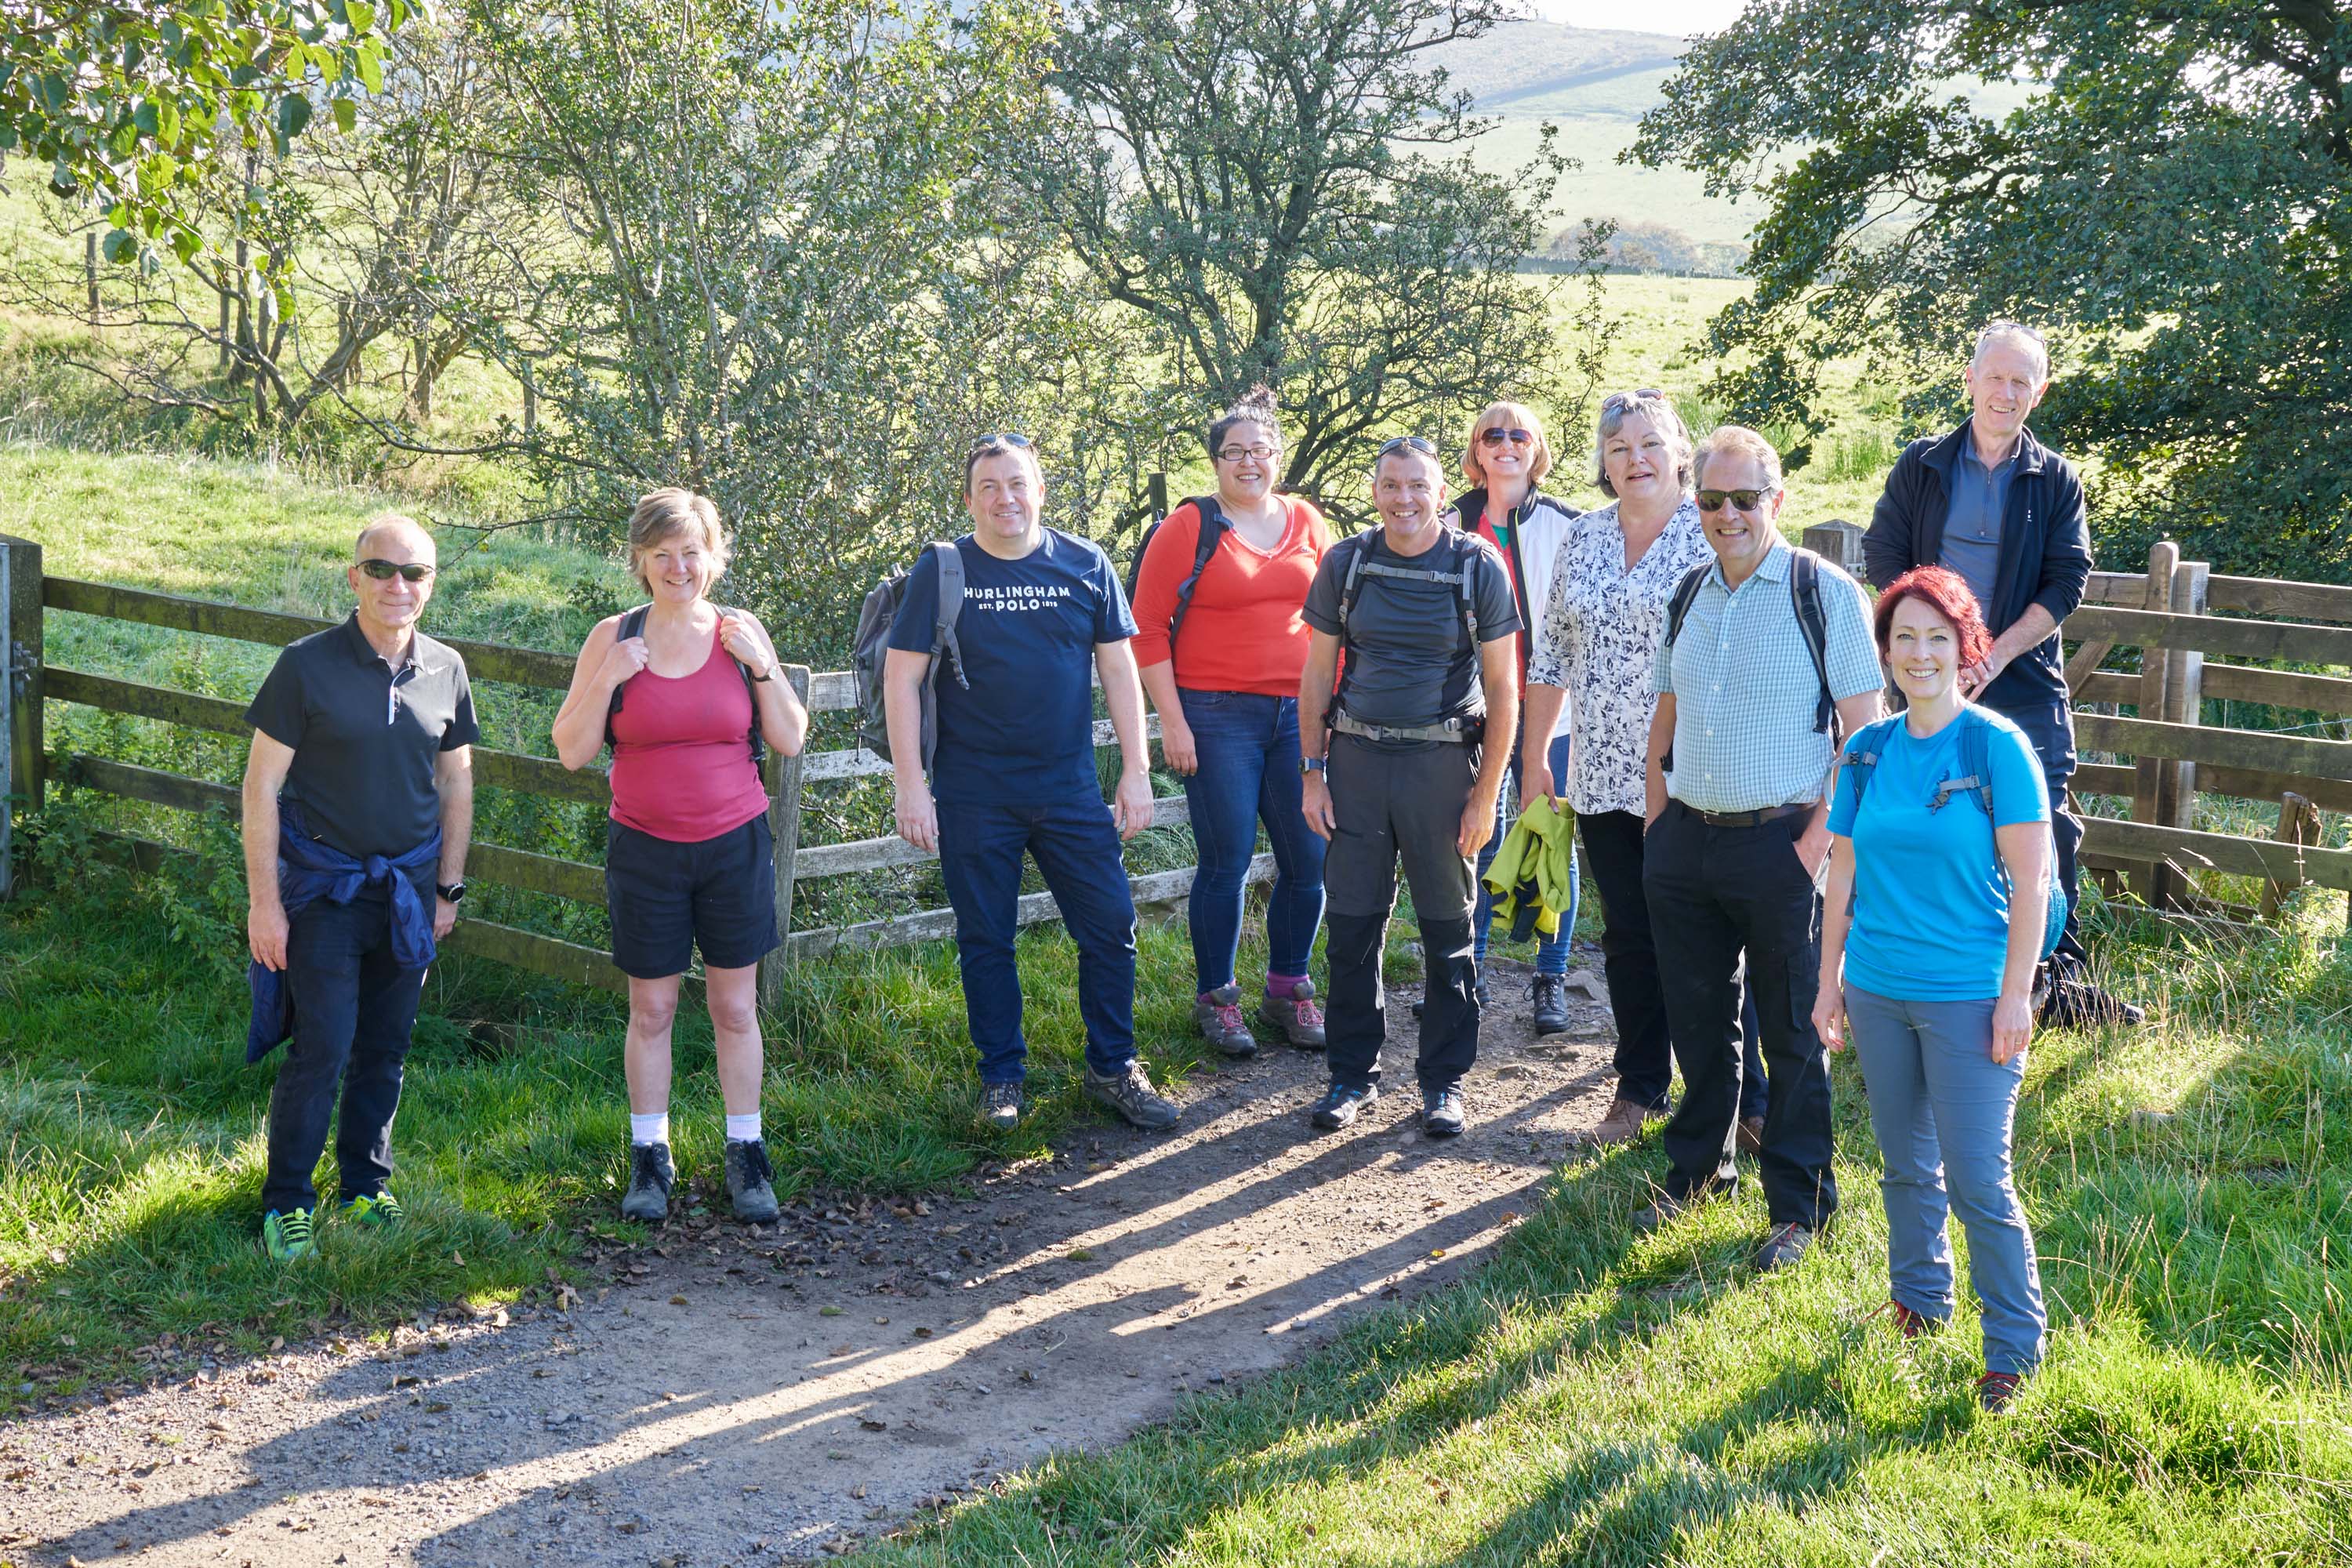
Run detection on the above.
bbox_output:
[1591,390,1694,498]
[354,512,431,560]
[1691,425,1783,492]
[1973,320,2050,380]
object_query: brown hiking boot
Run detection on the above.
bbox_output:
[1255,980,1327,1050]
[1083,1059,1180,1131]
[1192,985,1259,1057]
[1591,1095,1664,1147]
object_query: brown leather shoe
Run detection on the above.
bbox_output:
[1591,1095,1662,1146]
[1736,1116,1766,1156]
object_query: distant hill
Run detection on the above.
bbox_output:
[1429,20,1684,114]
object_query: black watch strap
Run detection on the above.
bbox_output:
[436,881,467,904]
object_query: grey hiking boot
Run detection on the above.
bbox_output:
[978,1081,1024,1131]
[1309,1081,1378,1131]
[1530,974,1571,1036]
[1755,1221,1815,1272]
[1192,985,1259,1058]
[1083,1060,1179,1131]
[1256,980,1327,1049]
[724,1138,781,1224]
[622,1142,674,1223]
[1421,1084,1468,1138]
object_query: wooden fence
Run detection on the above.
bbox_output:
[1804,521,2352,921]
[0,533,1268,1007]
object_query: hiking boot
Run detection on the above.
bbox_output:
[1590,1095,1664,1147]
[1976,1370,2024,1413]
[1256,980,1327,1050]
[1736,1116,1766,1156]
[1192,985,1259,1058]
[1310,1082,1378,1131]
[2038,976,2145,1029]
[622,1142,674,1223]
[261,1207,316,1262]
[1530,974,1571,1036]
[1421,1084,1468,1138]
[1083,1060,1180,1131]
[1755,1221,1814,1272]
[1632,1181,1719,1234]
[979,1080,1024,1131]
[340,1191,406,1228]
[1883,1299,1942,1341]
[724,1138,781,1224]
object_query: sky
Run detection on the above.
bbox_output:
[1521,0,1747,38]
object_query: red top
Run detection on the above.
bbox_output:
[1473,511,1530,684]
[1130,495,1331,696]
[608,621,771,843]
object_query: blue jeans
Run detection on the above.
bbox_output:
[936,797,1138,1084]
[1474,731,1577,978]
[1846,985,2046,1377]
[1177,689,1328,991]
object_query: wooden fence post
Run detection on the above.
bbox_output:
[2262,790,2319,920]
[1148,471,1171,522]
[2130,539,2179,906]
[2155,557,2210,901]
[0,535,45,899]
[1800,519,1867,577]
[757,662,813,1014]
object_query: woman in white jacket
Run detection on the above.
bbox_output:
[1447,399,1583,1036]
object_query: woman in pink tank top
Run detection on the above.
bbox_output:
[554,488,808,1226]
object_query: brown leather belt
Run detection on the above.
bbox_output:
[1687,802,1808,829]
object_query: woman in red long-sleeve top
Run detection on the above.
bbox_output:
[1134,387,1334,1056]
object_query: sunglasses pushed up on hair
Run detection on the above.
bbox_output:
[358,559,436,583]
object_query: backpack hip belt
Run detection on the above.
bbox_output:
[1331,710,1483,745]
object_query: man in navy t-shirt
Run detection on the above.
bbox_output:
[884,436,1180,1133]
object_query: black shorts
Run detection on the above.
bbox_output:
[605,815,780,979]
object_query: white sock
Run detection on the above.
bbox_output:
[725,1112,761,1144]
[630,1112,670,1147]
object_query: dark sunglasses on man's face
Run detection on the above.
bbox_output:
[1479,427,1534,448]
[1695,488,1779,514]
[358,559,435,583]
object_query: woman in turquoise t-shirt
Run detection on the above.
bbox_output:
[1813,565,2053,1415]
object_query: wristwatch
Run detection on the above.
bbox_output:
[1300,757,1327,775]
[436,881,467,904]
[750,658,776,683]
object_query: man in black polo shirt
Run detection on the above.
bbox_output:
[241,514,477,1261]
[1297,437,1520,1138]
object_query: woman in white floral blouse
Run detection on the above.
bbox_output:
[1519,390,1769,1148]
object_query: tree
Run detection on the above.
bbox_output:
[1,0,420,269]
[1632,0,2352,574]
[1030,0,1598,520]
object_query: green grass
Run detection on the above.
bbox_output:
[850,899,2352,1566]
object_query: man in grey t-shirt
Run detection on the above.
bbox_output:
[1296,437,1519,1138]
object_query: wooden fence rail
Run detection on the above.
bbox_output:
[0,538,1247,1005]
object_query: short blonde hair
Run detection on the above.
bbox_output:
[1591,391,1695,498]
[1692,425,1784,492]
[626,488,728,593]
[1459,401,1553,488]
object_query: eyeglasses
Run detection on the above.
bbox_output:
[358,559,435,583]
[1479,427,1534,448]
[1377,436,1436,458]
[967,432,1033,452]
[1217,444,1277,463]
[1600,389,1665,414]
[1695,488,1780,514]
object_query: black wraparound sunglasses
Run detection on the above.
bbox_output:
[1695,487,1780,514]
[358,559,436,583]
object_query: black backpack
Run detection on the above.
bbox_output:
[851,542,967,770]
[1125,496,1230,652]
[1662,546,1835,734]
[1328,528,1486,709]
[604,604,767,765]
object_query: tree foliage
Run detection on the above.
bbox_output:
[1032,0,1595,519]
[1,0,420,268]
[1635,0,2352,574]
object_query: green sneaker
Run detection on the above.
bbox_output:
[262,1207,317,1261]
[341,1191,406,1228]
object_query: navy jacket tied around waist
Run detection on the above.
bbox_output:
[245,802,442,1063]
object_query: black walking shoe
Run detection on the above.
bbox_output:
[978,1081,1024,1130]
[1421,1085,1468,1138]
[2038,976,2146,1029]
[724,1138,781,1224]
[1309,1082,1378,1131]
[1754,1221,1815,1272]
[1083,1060,1180,1130]
[1530,975,1570,1036]
[622,1141,674,1223]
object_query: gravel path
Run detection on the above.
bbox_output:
[2,967,1618,1567]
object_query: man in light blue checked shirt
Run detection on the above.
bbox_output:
[1635,426,1885,1273]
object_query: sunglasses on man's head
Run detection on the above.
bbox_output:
[1695,488,1780,514]
[1479,426,1534,448]
[968,432,1034,452]
[1601,389,1666,414]
[1377,435,1436,458]
[358,559,435,583]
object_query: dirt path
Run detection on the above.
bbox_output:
[2,967,1618,1567]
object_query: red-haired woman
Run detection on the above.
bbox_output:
[1813,565,2051,1414]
